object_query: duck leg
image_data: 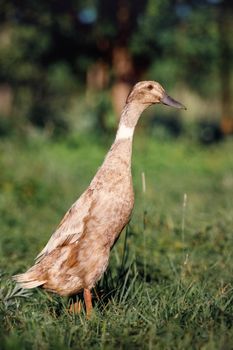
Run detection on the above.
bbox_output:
[69,300,82,314]
[84,288,93,318]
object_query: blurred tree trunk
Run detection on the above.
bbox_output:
[86,0,147,129]
[0,84,13,116]
[86,61,110,132]
[219,0,233,135]
[110,1,138,122]
[111,46,135,121]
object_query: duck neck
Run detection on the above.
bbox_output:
[115,102,146,142]
[101,102,147,171]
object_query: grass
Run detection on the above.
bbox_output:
[0,130,233,349]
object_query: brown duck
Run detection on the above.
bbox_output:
[13,81,186,317]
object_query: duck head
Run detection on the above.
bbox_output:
[126,81,186,110]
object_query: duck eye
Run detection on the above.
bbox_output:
[147,84,153,90]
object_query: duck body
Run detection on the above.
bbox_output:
[15,138,134,296]
[13,81,185,315]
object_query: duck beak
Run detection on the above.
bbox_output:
[161,93,186,110]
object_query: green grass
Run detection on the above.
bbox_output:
[1,131,233,349]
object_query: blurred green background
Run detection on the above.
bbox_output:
[0,0,232,139]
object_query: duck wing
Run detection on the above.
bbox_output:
[35,188,95,263]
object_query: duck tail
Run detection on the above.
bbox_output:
[12,266,46,289]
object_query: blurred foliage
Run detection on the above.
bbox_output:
[0,0,232,135]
